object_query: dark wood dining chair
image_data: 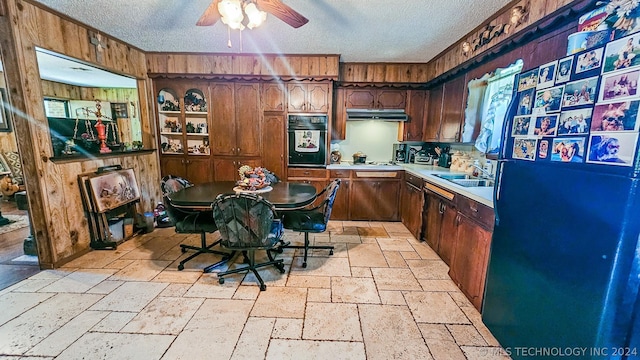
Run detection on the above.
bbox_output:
[280,179,340,268]
[212,193,285,291]
[162,175,230,271]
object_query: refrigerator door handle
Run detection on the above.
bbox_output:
[493,159,508,227]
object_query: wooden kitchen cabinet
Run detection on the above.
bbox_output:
[287,82,330,113]
[424,74,466,142]
[261,114,286,179]
[350,171,400,221]
[155,80,212,184]
[424,84,443,141]
[440,74,466,141]
[329,169,351,220]
[332,87,346,140]
[287,168,329,198]
[210,82,261,157]
[214,158,262,181]
[262,82,286,112]
[402,90,428,141]
[449,212,492,311]
[345,88,406,109]
[422,180,494,312]
[400,172,424,239]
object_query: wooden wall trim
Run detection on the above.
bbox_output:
[145,53,340,79]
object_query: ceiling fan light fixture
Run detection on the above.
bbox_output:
[244,2,267,29]
[218,0,245,30]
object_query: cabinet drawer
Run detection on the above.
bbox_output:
[457,196,494,230]
[404,172,423,188]
[288,168,328,179]
[353,170,401,179]
[330,169,352,178]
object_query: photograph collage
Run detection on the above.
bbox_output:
[511,33,640,166]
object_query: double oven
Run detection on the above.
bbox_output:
[287,114,327,167]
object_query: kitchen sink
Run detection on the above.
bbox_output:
[434,174,494,187]
[434,174,476,180]
[451,179,495,187]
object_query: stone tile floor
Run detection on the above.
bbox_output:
[0,221,510,359]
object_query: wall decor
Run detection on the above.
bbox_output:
[111,102,129,118]
[88,168,140,213]
[0,89,11,132]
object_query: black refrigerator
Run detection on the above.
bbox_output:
[482,34,640,359]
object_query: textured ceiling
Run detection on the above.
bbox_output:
[31,0,512,63]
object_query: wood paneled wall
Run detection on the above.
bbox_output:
[146,53,340,79]
[4,0,160,267]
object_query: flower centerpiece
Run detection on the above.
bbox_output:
[237,165,277,190]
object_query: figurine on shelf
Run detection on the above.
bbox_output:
[161,99,180,112]
[186,122,196,133]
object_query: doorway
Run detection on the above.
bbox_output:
[0,52,40,290]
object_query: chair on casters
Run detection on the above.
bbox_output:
[280,179,340,268]
[161,175,230,271]
[212,193,285,291]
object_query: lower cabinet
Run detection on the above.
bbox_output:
[350,171,400,221]
[214,158,261,181]
[329,169,351,220]
[287,168,329,204]
[449,213,492,311]
[160,156,213,184]
[400,173,424,239]
[422,181,494,312]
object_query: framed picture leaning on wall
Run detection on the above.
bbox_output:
[0,88,11,132]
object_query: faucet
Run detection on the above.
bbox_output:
[472,163,493,179]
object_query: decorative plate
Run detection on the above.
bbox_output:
[233,185,273,194]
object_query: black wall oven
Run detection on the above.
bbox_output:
[287,114,327,167]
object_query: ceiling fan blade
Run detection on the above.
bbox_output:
[256,0,309,28]
[196,0,221,26]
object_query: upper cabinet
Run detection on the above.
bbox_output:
[440,75,466,142]
[424,74,466,142]
[402,89,428,141]
[287,82,330,113]
[345,88,406,109]
[262,83,286,112]
[210,82,261,157]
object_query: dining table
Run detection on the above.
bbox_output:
[167,181,318,211]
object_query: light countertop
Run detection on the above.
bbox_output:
[327,162,494,208]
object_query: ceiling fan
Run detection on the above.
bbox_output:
[196,0,309,29]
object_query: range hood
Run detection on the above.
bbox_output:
[346,108,408,121]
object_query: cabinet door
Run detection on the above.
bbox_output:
[262,114,285,179]
[451,214,492,311]
[287,83,307,112]
[377,89,406,109]
[262,83,286,112]
[424,194,442,252]
[331,178,350,220]
[332,87,346,140]
[235,83,261,156]
[345,89,376,109]
[185,158,212,184]
[440,74,466,141]
[214,158,262,181]
[438,201,458,266]
[210,82,236,155]
[307,83,330,113]
[404,90,427,141]
[376,181,399,221]
[406,182,423,239]
[160,157,185,179]
[425,84,443,141]
[350,181,377,220]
